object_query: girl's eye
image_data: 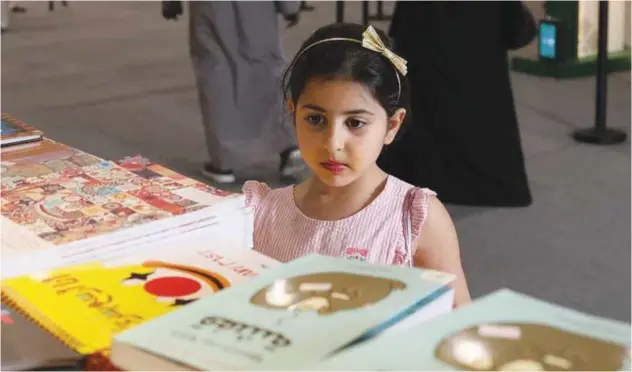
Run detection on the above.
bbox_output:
[346,119,366,129]
[305,114,324,126]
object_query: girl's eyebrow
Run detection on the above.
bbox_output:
[302,104,375,116]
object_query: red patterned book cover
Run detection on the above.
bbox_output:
[1,152,235,246]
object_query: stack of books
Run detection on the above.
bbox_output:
[0,120,250,278]
[2,253,455,371]
[3,251,630,371]
[309,289,631,371]
[2,243,280,370]
[1,145,237,248]
[1,114,256,370]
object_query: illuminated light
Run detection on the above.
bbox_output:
[543,354,572,370]
[289,297,330,312]
[331,292,350,300]
[265,280,295,307]
[498,359,544,371]
[299,282,332,292]
[478,324,521,339]
[452,338,493,370]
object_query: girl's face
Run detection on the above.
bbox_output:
[292,78,405,187]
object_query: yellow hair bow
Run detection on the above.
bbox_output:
[362,25,408,76]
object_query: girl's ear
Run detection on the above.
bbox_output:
[384,108,407,145]
[287,99,296,113]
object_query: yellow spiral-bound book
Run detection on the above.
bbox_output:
[1,246,279,358]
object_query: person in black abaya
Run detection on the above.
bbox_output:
[378,2,536,207]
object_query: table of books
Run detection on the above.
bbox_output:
[2,115,631,372]
[1,117,239,371]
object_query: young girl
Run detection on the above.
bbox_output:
[243,23,471,307]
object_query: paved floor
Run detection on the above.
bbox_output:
[2,2,630,322]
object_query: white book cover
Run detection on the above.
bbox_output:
[1,195,254,279]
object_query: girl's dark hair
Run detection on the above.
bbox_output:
[282,23,411,139]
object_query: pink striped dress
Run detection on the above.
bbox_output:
[242,176,437,266]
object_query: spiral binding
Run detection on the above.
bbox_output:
[1,287,121,371]
[1,287,86,348]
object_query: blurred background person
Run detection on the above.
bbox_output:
[379,1,536,207]
[163,1,302,184]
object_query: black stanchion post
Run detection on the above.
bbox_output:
[377,1,384,18]
[369,1,392,21]
[336,1,344,23]
[573,0,627,145]
[362,1,369,25]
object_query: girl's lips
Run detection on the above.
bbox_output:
[321,162,346,174]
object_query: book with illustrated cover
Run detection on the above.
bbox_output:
[307,288,632,371]
[0,245,279,363]
[1,114,44,147]
[1,155,236,247]
[111,254,455,371]
[1,146,250,281]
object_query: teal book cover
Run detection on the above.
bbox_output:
[113,253,454,370]
[310,288,631,371]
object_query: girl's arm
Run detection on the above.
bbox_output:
[413,196,471,308]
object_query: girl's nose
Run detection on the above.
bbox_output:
[323,123,345,153]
